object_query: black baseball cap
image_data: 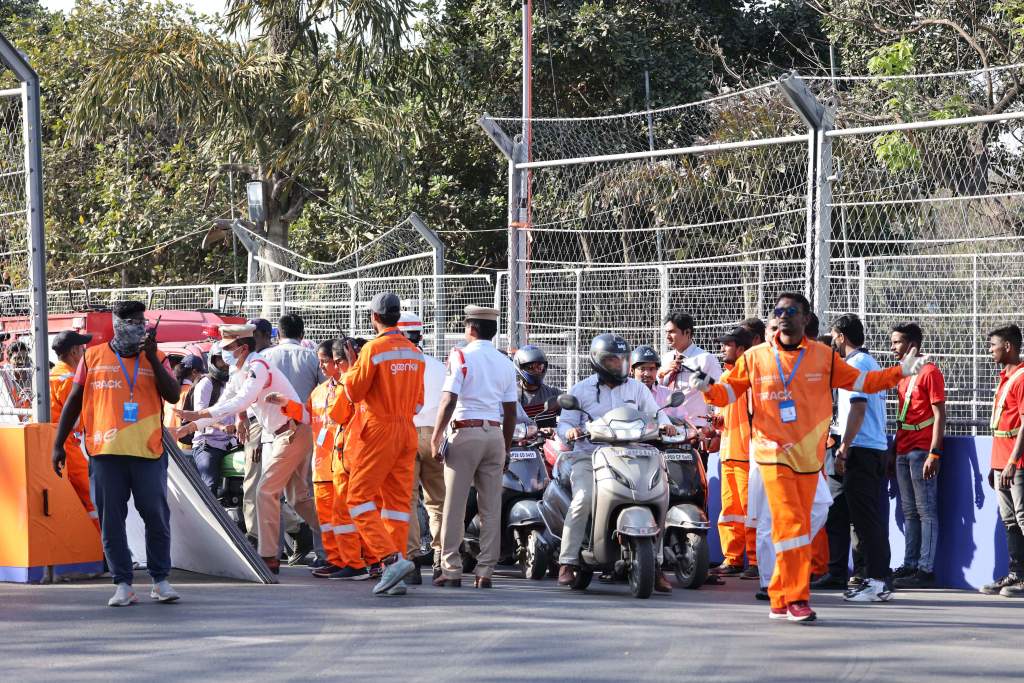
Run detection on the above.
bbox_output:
[715,326,754,349]
[247,318,273,337]
[52,331,93,355]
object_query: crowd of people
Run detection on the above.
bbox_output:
[38,289,1024,620]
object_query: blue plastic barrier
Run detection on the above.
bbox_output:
[706,436,1006,590]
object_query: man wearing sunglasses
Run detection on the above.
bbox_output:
[689,292,928,623]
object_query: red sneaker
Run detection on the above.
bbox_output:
[787,601,817,623]
[768,606,788,620]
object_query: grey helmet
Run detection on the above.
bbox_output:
[589,334,630,386]
[514,344,548,386]
[630,345,661,369]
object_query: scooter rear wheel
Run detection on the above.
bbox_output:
[673,532,709,589]
[521,529,550,580]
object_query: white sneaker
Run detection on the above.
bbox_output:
[108,583,138,607]
[383,580,408,597]
[150,580,181,603]
[373,557,415,595]
[844,578,893,603]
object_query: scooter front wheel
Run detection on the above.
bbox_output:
[627,537,656,599]
[522,529,550,580]
[569,567,593,590]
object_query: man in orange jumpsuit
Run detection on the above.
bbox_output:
[307,340,345,577]
[50,331,99,529]
[342,292,425,597]
[690,292,927,623]
[710,326,757,580]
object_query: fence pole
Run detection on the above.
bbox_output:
[409,213,445,358]
[658,265,670,343]
[756,261,765,318]
[857,258,867,319]
[813,114,835,322]
[348,282,357,336]
[508,142,528,349]
[972,254,979,434]
[573,270,582,386]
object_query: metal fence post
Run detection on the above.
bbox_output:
[813,113,834,322]
[972,254,979,434]
[857,258,867,319]
[508,142,528,349]
[348,282,357,336]
[572,269,582,386]
[409,213,445,357]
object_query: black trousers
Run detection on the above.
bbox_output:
[842,446,891,580]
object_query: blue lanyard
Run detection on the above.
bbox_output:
[115,350,141,402]
[773,347,805,390]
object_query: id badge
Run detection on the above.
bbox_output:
[779,399,797,424]
[123,401,139,423]
[316,427,328,447]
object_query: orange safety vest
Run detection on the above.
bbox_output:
[707,334,901,473]
[718,362,751,463]
[80,344,167,459]
[310,379,339,482]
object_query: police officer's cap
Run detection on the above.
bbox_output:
[464,305,499,322]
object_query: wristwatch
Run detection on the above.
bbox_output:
[928,449,942,459]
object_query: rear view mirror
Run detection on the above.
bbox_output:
[543,397,561,414]
[557,393,580,411]
[669,391,686,408]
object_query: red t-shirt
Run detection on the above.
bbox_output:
[991,364,1024,470]
[894,363,945,455]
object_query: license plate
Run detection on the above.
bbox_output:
[665,451,694,462]
[509,450,536,461]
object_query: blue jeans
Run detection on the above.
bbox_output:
[896,449,938,572]
[90,454,171,586]
[192,442,226,496]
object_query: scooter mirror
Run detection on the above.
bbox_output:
[669,391,686,408]
[543,397,561,414]
[557,393,580,411]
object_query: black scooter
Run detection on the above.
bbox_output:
[658,432,712,589]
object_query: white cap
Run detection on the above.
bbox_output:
[398,311,423,333]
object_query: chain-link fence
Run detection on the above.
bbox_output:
[483,65,1024,433]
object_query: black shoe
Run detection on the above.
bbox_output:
[285,524,315,564]
[894,570,935,589]
[711,564,744,577]
[432,564,442,580]
[368,563,384,580]
[1000,577,1024,597]
[740,566,759,581]
[755,588,769,601]
[891,565,917,580]
[407,568,423,585]
[981,573,1021,595]
[328,566,370,581]
[847,574,865,590]
[811,572,848,590]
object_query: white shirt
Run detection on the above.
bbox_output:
[557,375,671,454]
[191,376,236,450]
[442,340,517,422]
[414,353,447,428]
[659,343,722,426]
[194,351,306,443]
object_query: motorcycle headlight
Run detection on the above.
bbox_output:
[607,465,634,490]
[649,466,662,489]
[513,424,527,440]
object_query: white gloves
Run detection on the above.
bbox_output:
[900,348,930,377]
[688,371,713,393]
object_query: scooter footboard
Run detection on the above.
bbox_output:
[665,503,710,531]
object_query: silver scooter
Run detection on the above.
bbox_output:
[538,391,683,598]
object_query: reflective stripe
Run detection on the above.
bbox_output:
[851,370,867,393]
[88,510,99,519]
[995,428,1020,439]
[898,416,935,431]
[333,524,358,534]
[724,384,737,404]
[381,508,411,522]
[319,524,335,534]
[349,501,377,517]
[773,533,810,553]
[719,514,746,524]
[371,349,424,366]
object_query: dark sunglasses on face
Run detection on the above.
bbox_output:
[773,305,800,318]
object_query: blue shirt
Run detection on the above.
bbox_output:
[836,349,888,451]
[261,339,324,403]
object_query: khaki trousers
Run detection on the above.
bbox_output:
[242,420,263,536]
[256,422,321,558]
[407,426,447,559]
[439,423,505,579]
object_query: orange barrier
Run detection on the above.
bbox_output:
[0,424,103,582]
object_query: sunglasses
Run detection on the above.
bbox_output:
[773,305,801,318]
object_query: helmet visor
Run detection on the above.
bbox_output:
[593,350,629,380]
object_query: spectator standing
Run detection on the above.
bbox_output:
[658,312,722,427]
[890,322,945,589]
[50,300,181,606]
[49,331,98,526]
[830,314,893,603]
[190,342,238,495]
[980,324,1024,598]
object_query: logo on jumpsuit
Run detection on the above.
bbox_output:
[91,379,124,390]
[390,361,419,376]
[760,389,794,402]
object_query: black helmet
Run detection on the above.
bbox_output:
[589,334,630,386]
[630,345,661,369]
[514,345,548,386]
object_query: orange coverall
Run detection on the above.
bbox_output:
[342,328,424,561]
[705,334,902,610]
[50,360,98,529]
[309,380,344,569]
[717,362,756,569]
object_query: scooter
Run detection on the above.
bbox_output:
[658,432,711,589]
[536,391,684,599]
[218,448,246,528]
[462,402,557,579]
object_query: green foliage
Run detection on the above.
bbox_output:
[871,131,921,173]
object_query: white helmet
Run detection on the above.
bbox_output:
[398,311,423,336]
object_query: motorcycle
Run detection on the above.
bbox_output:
[536,391,684,599]
[218,447,246,528]
[658,431,711,589]
[462,402,557,579]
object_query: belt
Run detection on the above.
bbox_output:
[898,417,935,431]
[994,427,1020,439]
[274,419,296,436]
[451,419,501,430]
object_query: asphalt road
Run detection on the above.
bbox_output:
[1,566,1019,682]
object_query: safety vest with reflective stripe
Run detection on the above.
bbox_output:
[705,334,903,473]
[80,344,166,459]
[991,365,1024,438]
[309,379,338,482]
[718,362,751,463]
[343,327,425,428]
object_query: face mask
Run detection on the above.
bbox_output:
[220,348,237,367]
[210,365,230,382]
[111,317,146,356]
